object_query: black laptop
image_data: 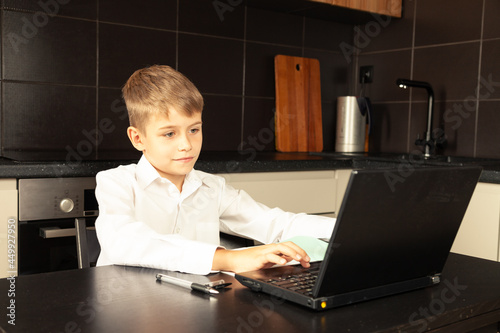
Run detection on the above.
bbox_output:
[235,166,482,310]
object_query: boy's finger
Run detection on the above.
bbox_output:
[299,259,311,268]
[274,243,309,262]
[266,253,289,265]
[277,242,310,262]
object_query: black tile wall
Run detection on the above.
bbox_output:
[99,23,177,88]
[321,101,336,152]
[246,7,303,46]
[3,11,96,85]
[483,0,500,40]
[357,0,500,159]
[99,0,176,29]
[412,43,480,101]
[407,102,429,152]
[355,0,414,53]
[178,34,244,96]
[414,0,482,46]
[304,17,354,52]
[477,101,500,158]
[179,0,245,39]
[201,95,243,151]
[358,50,412,102]
[435,101,476,157]
[367,102,410,153]
[5,0,495,160]
[3,83,96,154]
[4,0,97,20]
[242,98,276,152]
[1,0,354,159]
[480,40,500,100]
[97,88,135,154]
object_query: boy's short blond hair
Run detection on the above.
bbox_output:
[122,65,204,132]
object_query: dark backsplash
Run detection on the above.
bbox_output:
[1,0,499,161]
[358,0,500,158]
[0,0,353,161]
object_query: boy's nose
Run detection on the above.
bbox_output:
[178,135,192,151]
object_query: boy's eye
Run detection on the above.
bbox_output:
[190,128,200,134]
[164,132,174,138]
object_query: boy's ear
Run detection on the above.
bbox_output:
[127,126,145,151]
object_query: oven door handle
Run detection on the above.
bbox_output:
[39,226,95,239]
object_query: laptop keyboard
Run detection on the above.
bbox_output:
[261,267,320,296]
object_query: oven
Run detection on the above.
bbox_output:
[18,177,99,275]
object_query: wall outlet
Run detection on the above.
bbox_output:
[359,66,374,84]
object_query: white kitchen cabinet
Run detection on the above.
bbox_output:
[0,179,18,278]
[219,170,339,216]
[219,169,354,218]
[334,169,352,215]
[451,182,500,262]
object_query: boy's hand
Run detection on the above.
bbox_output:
[212,241,311,273]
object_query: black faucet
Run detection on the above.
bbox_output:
[396,78,445,158]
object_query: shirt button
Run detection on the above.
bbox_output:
[175,227,181,234]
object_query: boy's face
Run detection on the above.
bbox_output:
[128,108,203,188]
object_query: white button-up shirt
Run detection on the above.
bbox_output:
[95,155,335,274]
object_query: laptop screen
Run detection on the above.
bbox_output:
[314,166,482,297]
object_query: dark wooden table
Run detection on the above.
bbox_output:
[1,253,500,333]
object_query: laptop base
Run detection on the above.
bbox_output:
[236,263,439,311]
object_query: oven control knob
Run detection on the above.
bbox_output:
[59,198,75,213]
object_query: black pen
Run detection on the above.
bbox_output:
[156,273,219,295]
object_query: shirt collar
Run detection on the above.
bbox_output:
[136,155,161,189]
[135,155,204,191]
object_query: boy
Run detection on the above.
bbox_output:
[95,65,335,275]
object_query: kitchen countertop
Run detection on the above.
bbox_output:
[1,151,500,184]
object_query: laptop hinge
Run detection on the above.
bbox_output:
[431,274,441,284]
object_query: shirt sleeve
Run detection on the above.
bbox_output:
[95,169,219,275]
[217,180,336,245]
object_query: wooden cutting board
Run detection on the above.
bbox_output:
[274,55,323,152]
